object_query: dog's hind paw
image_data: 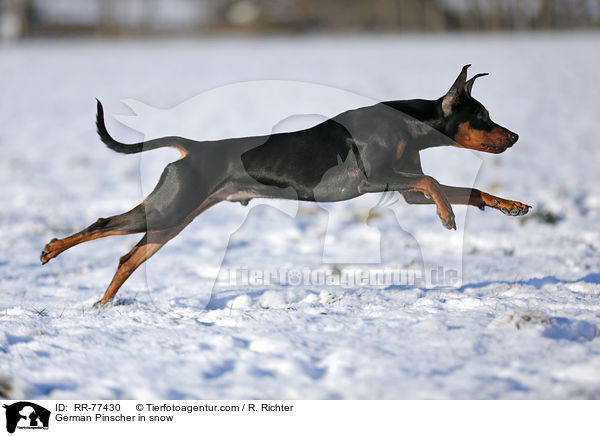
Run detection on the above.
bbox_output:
[40,238,60,264]
[92,300,107,309]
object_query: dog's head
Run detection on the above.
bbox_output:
[440,65,518,154]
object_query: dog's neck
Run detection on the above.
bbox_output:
[382,98,449,149]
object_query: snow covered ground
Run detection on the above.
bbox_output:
[1,32,600,399]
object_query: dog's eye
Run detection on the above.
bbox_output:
[476,112,486,121]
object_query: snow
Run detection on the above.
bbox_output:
[1,32,600,399]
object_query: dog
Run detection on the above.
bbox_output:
[40,65,530,306]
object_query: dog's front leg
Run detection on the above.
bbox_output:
[407,176,456,230]
[403,185,531,216]
[361,172,456,230]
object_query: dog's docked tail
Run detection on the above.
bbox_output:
[96,99,189,157]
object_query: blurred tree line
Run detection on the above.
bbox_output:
[1,0,599,39]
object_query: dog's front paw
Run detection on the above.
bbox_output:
[499,200,531,216]
[483,194,531,216]
[437,208,456,230]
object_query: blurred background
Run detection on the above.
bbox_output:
[1,0,599,40]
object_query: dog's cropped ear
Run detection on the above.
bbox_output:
[442,64,470,117]
[465,73,489,95]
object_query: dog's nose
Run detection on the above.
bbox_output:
[508,132,519,143]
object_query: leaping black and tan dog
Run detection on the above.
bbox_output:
[41,65,530,305]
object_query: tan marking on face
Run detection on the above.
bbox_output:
[454,122,508,153]
[396,140,408,159]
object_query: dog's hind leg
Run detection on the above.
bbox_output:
[95,227,181,306]
[40,204,148,264]
[41,159,200,264]
[96,195,223,306]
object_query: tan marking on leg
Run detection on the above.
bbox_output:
[98,230,175,305]
[410,176,456,230]
[41,226,135,264]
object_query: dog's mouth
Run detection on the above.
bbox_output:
[481,143,510,154]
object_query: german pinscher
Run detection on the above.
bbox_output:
[40,65,530,306]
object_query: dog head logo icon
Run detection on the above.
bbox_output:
[3,402,50,433]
